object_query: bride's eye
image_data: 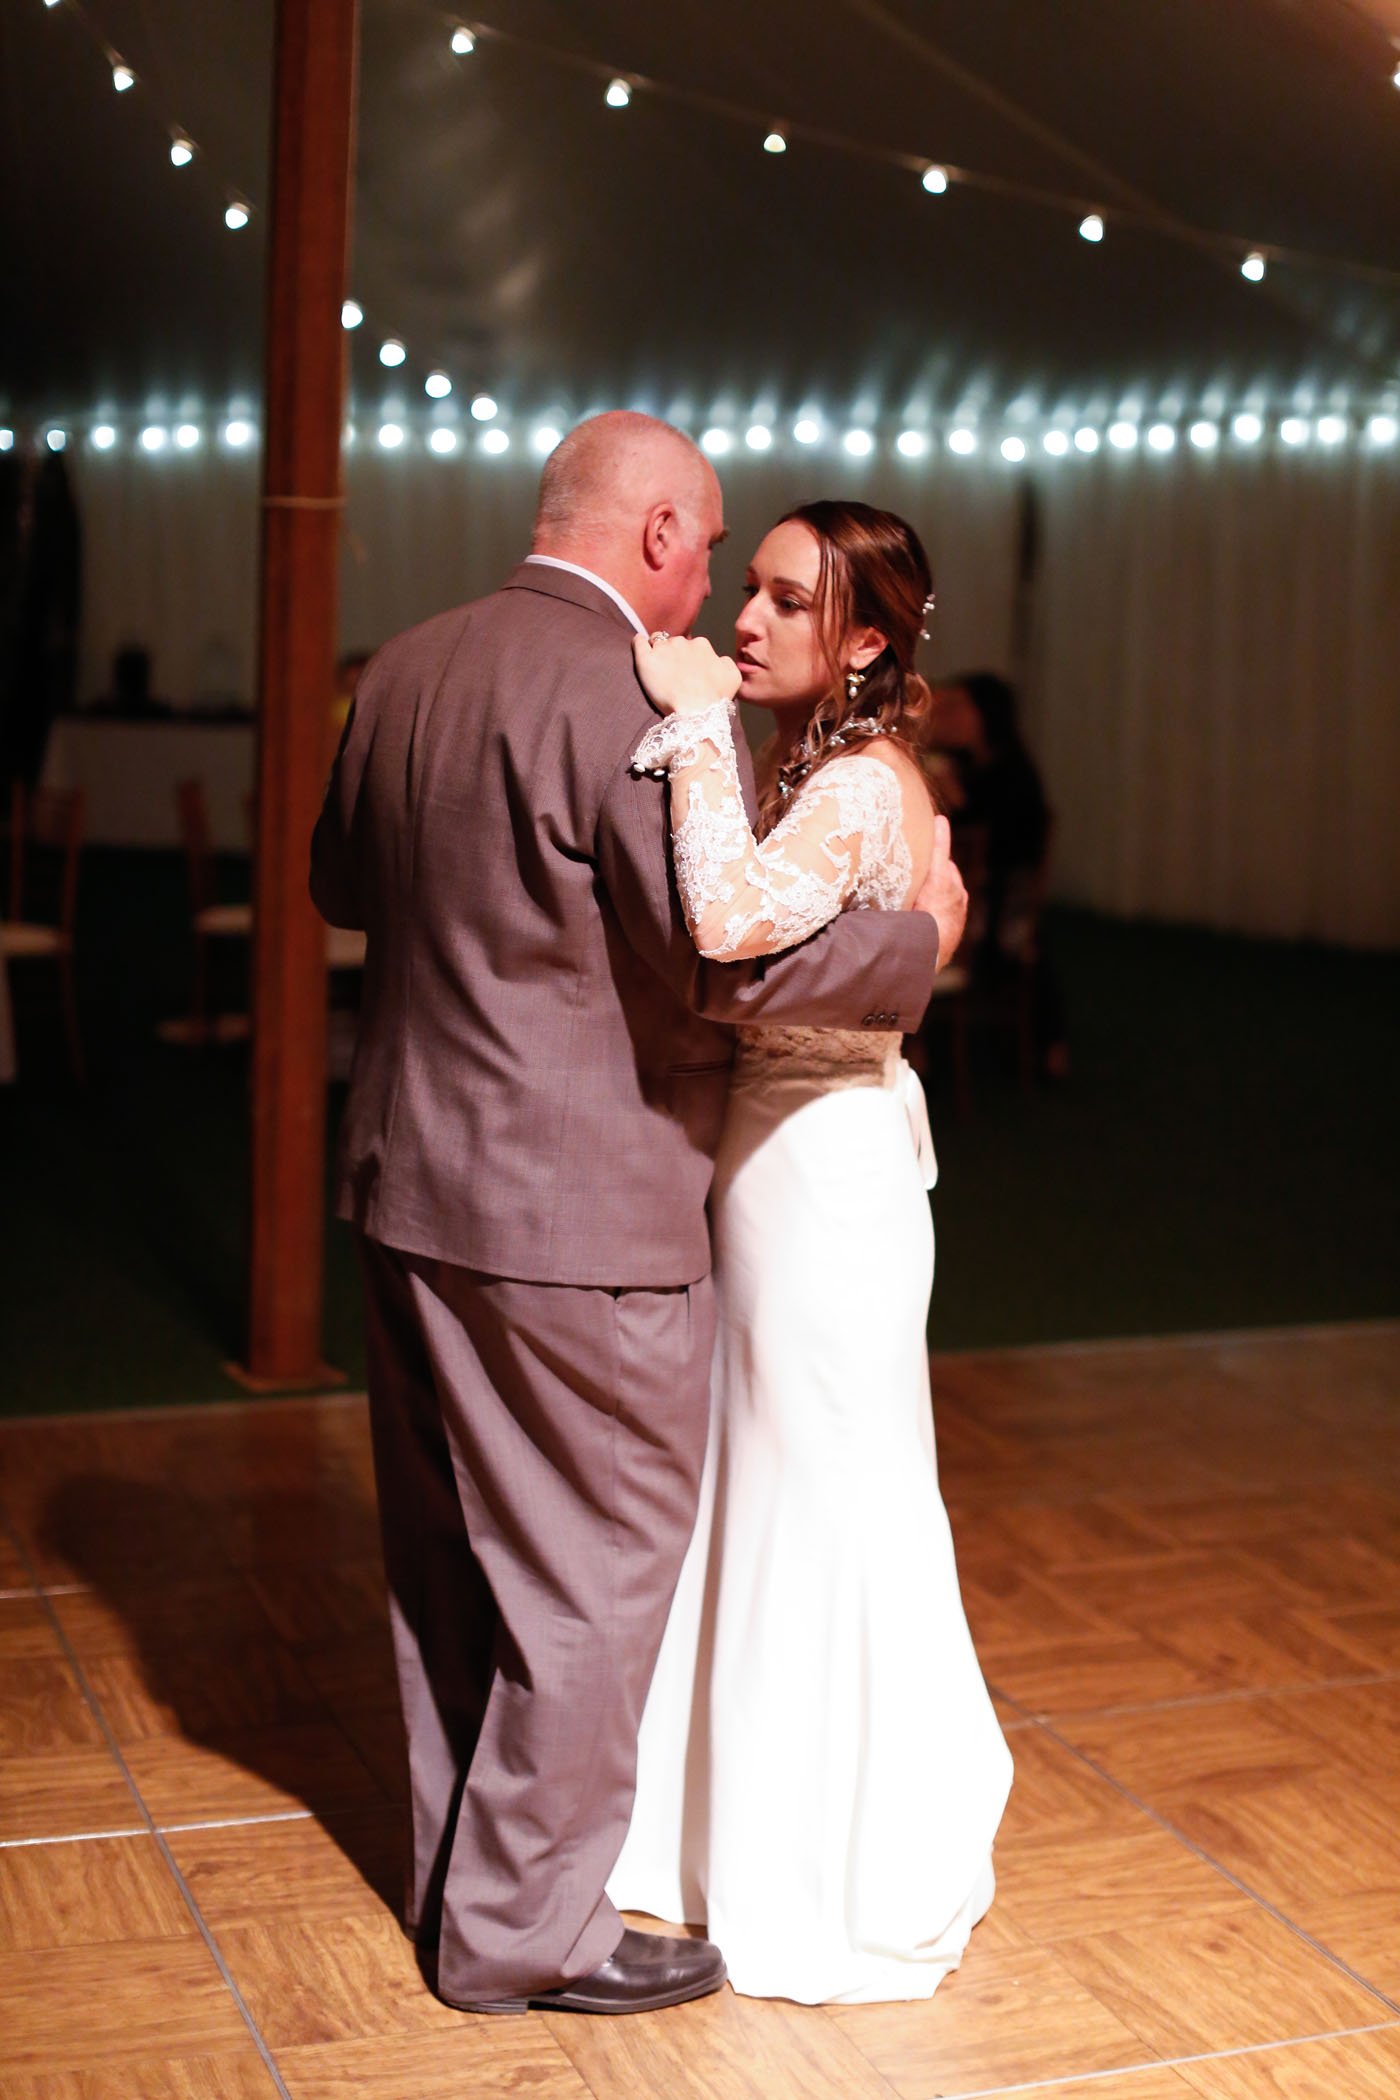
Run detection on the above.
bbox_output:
[740,583,758,600]
[778,596,805,615]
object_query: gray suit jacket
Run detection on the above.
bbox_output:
[311,562,939,1286]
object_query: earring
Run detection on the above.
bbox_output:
[844,665,866,704]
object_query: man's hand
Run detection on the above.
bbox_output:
[633,633,741,716]
[914,815,968,971]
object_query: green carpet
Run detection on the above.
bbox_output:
[1,849,1395,1415]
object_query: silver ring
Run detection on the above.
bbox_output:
[648,630,671,644]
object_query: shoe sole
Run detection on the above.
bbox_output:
[450,1967,727,2016]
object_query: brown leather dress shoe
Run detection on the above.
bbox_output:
[449,1927,726,2015]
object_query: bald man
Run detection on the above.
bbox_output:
[312,413,962,2013]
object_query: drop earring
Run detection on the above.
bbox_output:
[844,665,866,704]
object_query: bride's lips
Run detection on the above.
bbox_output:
[736,654,764,674]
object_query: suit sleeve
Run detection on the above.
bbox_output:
[596,724,940,1032]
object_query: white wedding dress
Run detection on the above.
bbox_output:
[609,701,1013,2004]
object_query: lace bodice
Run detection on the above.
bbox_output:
[631,699,913,964]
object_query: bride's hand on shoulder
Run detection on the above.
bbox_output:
[633,632,741,716]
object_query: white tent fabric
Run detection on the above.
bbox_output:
[67,445,1399,948]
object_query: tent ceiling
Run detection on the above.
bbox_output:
[5,0,1400,422]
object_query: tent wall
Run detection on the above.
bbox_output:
[63,446,1400,948]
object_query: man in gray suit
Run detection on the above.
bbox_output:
[312,412,965,2014]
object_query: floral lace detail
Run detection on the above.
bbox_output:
[631,702,913,962]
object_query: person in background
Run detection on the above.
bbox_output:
[929,670,1068,1078]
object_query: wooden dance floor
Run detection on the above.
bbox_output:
[1,1321,1397,2099]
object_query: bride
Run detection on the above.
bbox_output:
[608,499,1013,2005]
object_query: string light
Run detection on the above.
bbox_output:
[1042,430,1070,456]
[1078,213,1104,243]
[763,130,787,154]
[1074,426,1100,453]
[1000,436,1027,462]
[169,135,195,167]
[1108,420,1138,448]
[700,428,733,455]
[224,199,251,230]
[1188,420,1219,449]
[429,427,459,454]
[450,24,476,56]
[1232,411,1264,444]
[793,416,821,444]
[140,426,167,452]
[745,424,772,450]
[341,300,364,329]
[896,429,929,457]
[920,164,948,195]
[377,422,406,449]
[0,431,14,451]
[843,429,874,457]
[47,430,69,451]
[112,61,135,93]
[531,424,563,454]
[1367,413,1398,445]
[1392,59,1400,90]
[1279,416,1309,445]
[222,419,255,447]
[947,427,977,455]
[92,424,117,449]
[1146,422,1176,452]
[425,372,453,398]
[1316,413,1347,444]
[379,338,407,367]
[605,77,632,108]
[1241,250,1266,282]
[174,422,200,448]
[470,393,498,421]
[482,427,510,454]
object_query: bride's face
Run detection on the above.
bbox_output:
[733,521,832,711]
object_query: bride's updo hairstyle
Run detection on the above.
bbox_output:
[761,500,937,833]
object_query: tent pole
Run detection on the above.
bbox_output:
[240,0,359,1388]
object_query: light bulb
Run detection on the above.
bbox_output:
[921,164,948,195]
[112,62,135,93]
[140,426,167,452]
[450,25,475,56]
[1042,430,1070,456]
[1146,423,1176,452]
[745,424,772,450]
[1073,427,1100,453]
[429,428,459,454]
[763,130,787,154]
[482,428,510,454]
[947,427,977,455]
[223,419,255,448]
[174,423,200,449]
[842,429,874,457]
[792,416,821,445]
[1188,420,1219,450]
[1316,413,1346,444]
[1391,59,1400,89]
[1079,213,1104,243]
[341,300,364,329]
[605,78,631,109]
[1231,411,1263,444]
[46,429,68,451]
[1000,436,1027,462]
[425,372,452,399]
[379,339,406,368]
[91,424,117,450]
[1108,420,1138,449]
[532,425,563,455]
[1279,417,1309,446]
[470,393,498,421]
[1241,250,1266,283]
[0,429,14,450]
[225,200,250,230]
[896,430,929,458]
[170,135,194,167]
[700,428,733,456]
[377,423,405,450]
[1366,413,1398,446]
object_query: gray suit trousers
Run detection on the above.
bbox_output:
[357,1234,715,2002]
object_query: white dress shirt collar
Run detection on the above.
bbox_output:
[522,555,646,635]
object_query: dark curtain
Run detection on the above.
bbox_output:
[0,449,82,789]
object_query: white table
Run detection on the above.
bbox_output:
[43,714,256,849]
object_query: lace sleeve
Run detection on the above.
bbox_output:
[632,707,911,960]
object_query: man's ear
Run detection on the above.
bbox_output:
[642,502,675,572]
[848,626,888,672]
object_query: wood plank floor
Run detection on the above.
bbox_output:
[1,1320,1397,2099]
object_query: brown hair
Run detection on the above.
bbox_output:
[759,500,937,833]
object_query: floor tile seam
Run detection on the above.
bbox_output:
[938,2016,1400,2098]
[1006,1666,1400,1724]
[7,1522,298,2100]
[1023,1715,1400,2017]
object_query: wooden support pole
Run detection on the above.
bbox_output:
[243,0,358,1386]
